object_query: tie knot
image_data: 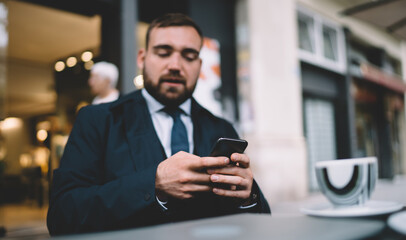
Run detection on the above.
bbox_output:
[163,107,183,119]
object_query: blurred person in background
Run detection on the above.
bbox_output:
[88,61,120,104]
[47,13,270,236]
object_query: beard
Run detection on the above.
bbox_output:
[143,67,197,108]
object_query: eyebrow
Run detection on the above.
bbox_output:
[182,48,200,55]
[153,44,200,55]
[153,44,173,50]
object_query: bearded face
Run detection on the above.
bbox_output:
[143,64,198,107]
[137,26,202,107]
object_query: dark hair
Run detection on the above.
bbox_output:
[145,13,203,49]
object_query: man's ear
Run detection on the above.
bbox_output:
[137,48,146,70]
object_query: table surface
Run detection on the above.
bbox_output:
[55,213,387,240]
[54,177,406,240]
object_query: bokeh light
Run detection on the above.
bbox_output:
[36,129,48,142]
[81,51,93,62]
[84,60,94,70]
[133,75,144,89]
[55,61,65,72]
[66,56,77,67]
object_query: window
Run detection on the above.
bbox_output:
[298,14,315,53]
[297,6,346,73]
[323,25,338,61]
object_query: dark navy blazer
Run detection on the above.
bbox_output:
[47,90,270,235]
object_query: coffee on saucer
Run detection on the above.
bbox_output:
[315,157,377,207]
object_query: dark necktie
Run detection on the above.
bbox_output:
[164,107,189,155]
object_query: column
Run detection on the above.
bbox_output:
[246,0,307,203]
[120,0,137,94]
[101,0,137,95]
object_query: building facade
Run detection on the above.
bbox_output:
[238,0,406,203]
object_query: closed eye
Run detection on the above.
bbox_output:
[182,49,199,62]
[153,45,173,58]
[155,49,172,58]
[152,45,199,61]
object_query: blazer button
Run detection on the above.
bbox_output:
[144,193,151,201]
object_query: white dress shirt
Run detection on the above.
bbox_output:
[141,89,194,158]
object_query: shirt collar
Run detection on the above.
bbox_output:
[141,88,191,116]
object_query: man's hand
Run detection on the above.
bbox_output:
[155,151,230,200]
[207,153,254,203]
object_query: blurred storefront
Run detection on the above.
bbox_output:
[351,61,406,178]
[0,0,241,212]
[0,0,241,237]
[236,0,406,201]
[0,0,101,209]
[296,1,406,188]
[346,18,406,179]
[294,0,406,190]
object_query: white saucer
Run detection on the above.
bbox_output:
[301,200,403,217]
[388,211,406,235]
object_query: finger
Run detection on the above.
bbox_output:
[191,156,229,170]
[182,184,212,193]
[208,167,253,182]
[230,153,250,168]
[210,174,249,188]
[207,166,242,176]
[212,188,251,199]
[179,172,212,184]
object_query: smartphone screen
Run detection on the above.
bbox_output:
[209,138,248,157]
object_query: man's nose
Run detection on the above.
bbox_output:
[168,53,182,70]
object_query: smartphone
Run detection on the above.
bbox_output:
[209,138,248,158]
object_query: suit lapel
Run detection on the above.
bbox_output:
[116,93,213,171]
[121,91,165,170]
[191,99,214,157]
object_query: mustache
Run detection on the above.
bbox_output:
[159,73,186,84]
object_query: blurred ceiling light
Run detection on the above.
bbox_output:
[81,51,93,62]
[84,60,94,70]
[34,147,50,173]
[37,129,48,142]
[19,153,32,168]
[66,56,77,67]
[55,61,65,72]
[0,117,23,130]
[34,147,49,166]
[133,75,144,89]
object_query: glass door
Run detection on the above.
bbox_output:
[304,98,337,191]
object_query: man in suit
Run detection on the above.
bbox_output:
[47,13,270,236]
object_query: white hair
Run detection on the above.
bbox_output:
[91,61,119,88]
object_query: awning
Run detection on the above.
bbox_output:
[342,0,406,40]
[360,62,406,93]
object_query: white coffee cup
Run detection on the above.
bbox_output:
[315,157,378,206]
